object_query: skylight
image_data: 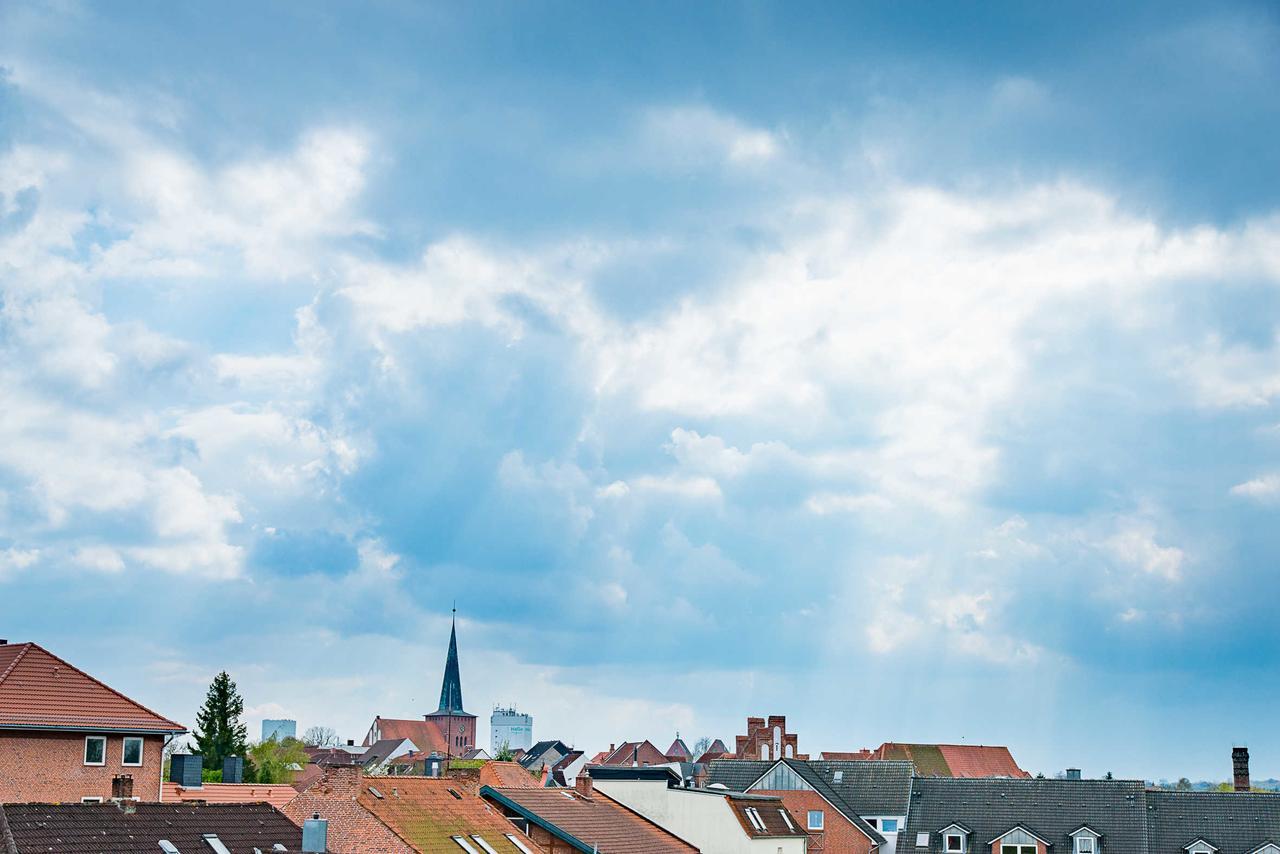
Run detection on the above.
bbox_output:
[451,837,481,854]
[506,834,537,854]
[159,842,180,854]
[202,835,233,854]
[470,837,500,854]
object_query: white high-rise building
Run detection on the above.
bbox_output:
[490,705,533,755]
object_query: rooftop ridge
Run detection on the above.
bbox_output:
[0,642,184,732]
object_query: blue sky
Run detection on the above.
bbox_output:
[1,0,1278,782]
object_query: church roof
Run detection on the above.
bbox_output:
[428,616,470,718]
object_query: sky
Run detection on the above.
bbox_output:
[1,0,1278,783]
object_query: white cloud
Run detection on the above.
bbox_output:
[804,492,893,514]
[0,547,40,581]
[1230,473,1280,500]
[73,546,126,574]
[1104,521,1185,581]
[640,105,780,167]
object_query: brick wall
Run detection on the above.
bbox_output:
[734,714,806,761]
[756,789,875,854]
[0,730,165,803]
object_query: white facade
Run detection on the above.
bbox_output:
[490,706,533,754]
[594,777,807,854]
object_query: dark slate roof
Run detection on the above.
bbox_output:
[520,740,573,768]
[706,759,886,846]
[807,760,915,816]
[0,802,301,854]
[707,758,913,816]
[1147,790,1280,854]
[895,778,1149,854]
[430,617,469,716]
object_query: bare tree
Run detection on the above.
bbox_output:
[691,736,714,758]
[303,725,338,747]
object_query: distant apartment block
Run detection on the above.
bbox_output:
[261,718,296,742]
[491,705,533,754]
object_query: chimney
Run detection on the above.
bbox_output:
[222,756,244,784]
[1066,768,1082,781]
[170,753,203,788]
[112,774,134,799]
[302,813,329,853]
[1233,746,1250,792]
[425,753,443,778]
[575,773,594,798]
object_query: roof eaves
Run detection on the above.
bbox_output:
[479,786,594,853]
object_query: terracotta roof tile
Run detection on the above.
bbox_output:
[0,642,184,733]
[484,785,699,854]
[359,776,547,854]
[368,717,448,755]
[936,744,1031,778]
[481,761,540,789]
[161,781,298,809]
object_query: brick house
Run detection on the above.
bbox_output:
[709,757,909,853]
[0,641,185,803]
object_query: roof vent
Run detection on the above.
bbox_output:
[916,832,930,847]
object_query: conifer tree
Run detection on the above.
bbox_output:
[192,671,249,774]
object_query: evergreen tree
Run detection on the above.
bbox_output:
[192,671,249,773]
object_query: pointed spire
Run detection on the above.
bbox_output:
[435,612,466,715]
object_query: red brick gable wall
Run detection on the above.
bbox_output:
[756,789,874,854]
[0,730,164,803]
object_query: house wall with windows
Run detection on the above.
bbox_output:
[760,788,875,854]
[0,729,165,803]
[593,777,807,854]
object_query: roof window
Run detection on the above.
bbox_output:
[470,837,500,854]
[505,834,537,854]
[745,807,766,832]
[778,809,796,832]
[159,843,180,854]
[203,835,233,854]
[451,837,481,854]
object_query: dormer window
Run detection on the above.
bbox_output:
[1070,825,1101,854]
[1185,840,1219,854]
[945,833,965,852]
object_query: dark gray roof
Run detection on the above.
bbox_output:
[361,736,411,766]
[707,758,913,816]
[0,802,301,854]
[809,760,915,816]
[706,759,886,846]
[1147,790,1280,854]
[896,778,1149,854]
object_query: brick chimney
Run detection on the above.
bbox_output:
[1233,746,1250,792]
[112,774,134,800]
[575,772,594,798]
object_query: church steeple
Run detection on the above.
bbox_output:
[434,608,466,715]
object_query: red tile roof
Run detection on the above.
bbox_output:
[161,781,297,809]
[0,642,185,733]
[366,717,448,755]
[483,786,699,854]
[589,740,669,767]
[821,750,877,760]
[935,744,1030,778]
[481,761,540,789]
[870,742,1030,778]
[360,776,548,853]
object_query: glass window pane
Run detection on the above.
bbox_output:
[123,738,143,765]
[85,737,105,764]
[882,819,898,832]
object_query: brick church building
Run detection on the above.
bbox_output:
[364,613,477,757]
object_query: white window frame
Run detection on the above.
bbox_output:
[505,835,536,854]
[945,833,966,852]
[81,796,104,804]
[778,809,797,832]
[1075,834,1097,854]
[451,837,481,854]
[83,736,106,766]
[122,736,144,767]
[470,837,500,854]
[808,809,824,831]
[1001,846,1036,854]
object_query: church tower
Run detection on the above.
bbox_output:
[425,610,477,756]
